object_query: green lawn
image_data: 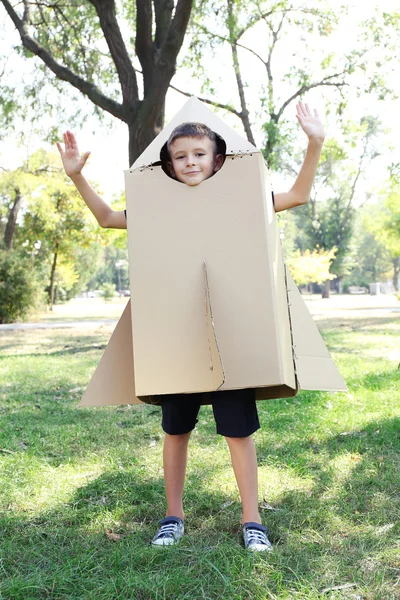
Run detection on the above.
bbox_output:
[0,319,399,600]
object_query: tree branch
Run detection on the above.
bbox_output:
[237,8,281,41]
[342,137,368,227]
[135,0,153,88]
[264,11,287,113]
[169,82,243,118]
[277,76,350,120]
[131,62,243,119]
[157,0,192,69]
[1,0,125,120]
[227,0,256,145]
[89,0,139,107]
[144,0,192,115]
[154,0,174,49]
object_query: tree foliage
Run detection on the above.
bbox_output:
[1,0,193,163]
[0,150,101,308]
[293,116,382,288]
[286,247,336,292]
[0,249,44,322]
[363,174,400,289]
[184,0,400,167]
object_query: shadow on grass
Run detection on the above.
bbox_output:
[257,412,400,531]
[1,424,399,600]
[0,342,108,360]
[0,397,399,599]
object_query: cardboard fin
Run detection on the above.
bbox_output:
[204,262,225,390]
[285,267,347,392]
[79,301,143,407]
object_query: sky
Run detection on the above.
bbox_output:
[0,0,399,202]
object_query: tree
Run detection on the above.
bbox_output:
[12,150,100,307]
[292,116,382,296]
[0,249,44,323]
[1,0,193,164]
[183,0,400,164]
[0,166,37,249]
[345,223,392,290]
[364,178,400,290]
[286,247,335,295]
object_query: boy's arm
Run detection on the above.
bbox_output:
[274,102,325,213]
[57,131,127,230]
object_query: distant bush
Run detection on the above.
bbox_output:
[100,282,116,302]
[0,250,44,323]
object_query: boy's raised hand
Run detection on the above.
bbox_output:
[56,130,91,178]
[296,101,325,143]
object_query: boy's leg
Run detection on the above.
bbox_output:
[224,434,261,524]
[161,393,202,520]
[211,389,262,524]
[163,431,191,520]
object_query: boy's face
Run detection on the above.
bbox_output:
[168,136,223,186]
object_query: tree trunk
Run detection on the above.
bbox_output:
[4,188,22,250]
[393,256,399,291]
[336,276,343,294]
[2,0,193,166]
[49,249,58,310]
[322,279,330,299]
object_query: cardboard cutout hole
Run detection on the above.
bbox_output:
[160,132,227,182]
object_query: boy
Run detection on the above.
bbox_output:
[57,100,325,552]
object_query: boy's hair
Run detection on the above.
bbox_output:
[167,122,219,157]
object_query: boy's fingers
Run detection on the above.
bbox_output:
[66,130,78,149]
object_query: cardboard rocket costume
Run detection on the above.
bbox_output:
[80,98,346,407]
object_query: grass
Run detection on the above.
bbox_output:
[0,316,399,599]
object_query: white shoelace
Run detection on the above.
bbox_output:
[246,528,269,546]
[156,522,178,539]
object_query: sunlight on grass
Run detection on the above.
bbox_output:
[0,457,106,515]
[0,313,399,599]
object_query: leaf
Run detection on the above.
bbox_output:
[105,529,124,542]
[260,499,280,511]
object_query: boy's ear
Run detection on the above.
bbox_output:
[214,154,224,173]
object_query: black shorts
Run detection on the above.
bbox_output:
[161,388,259,438]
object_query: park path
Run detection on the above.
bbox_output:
[0,319,118,331]
[0,295,398,331]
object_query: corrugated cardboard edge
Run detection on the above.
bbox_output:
[285,267,347,392]
[79,301,143,407]
[203,261,225,388]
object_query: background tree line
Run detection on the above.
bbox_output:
[0,0,399,321]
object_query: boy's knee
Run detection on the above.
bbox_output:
[165,431,191,443]
[224,434,253,443]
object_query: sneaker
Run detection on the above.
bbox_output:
[242,522,273,552]
[151,516,184,547]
